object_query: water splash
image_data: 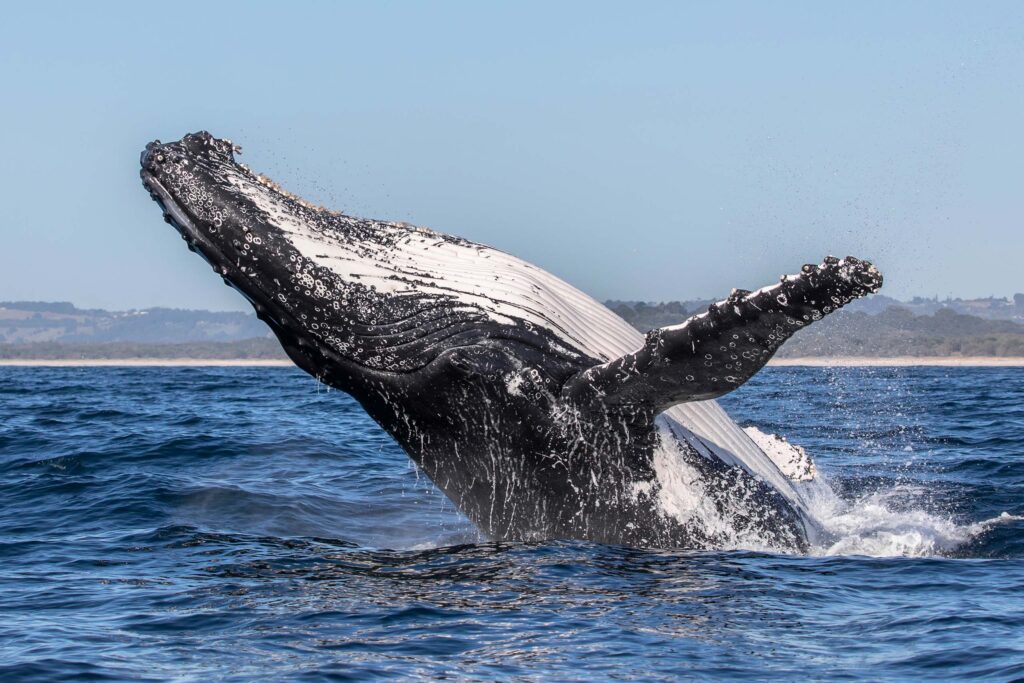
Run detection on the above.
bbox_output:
[785,472,1018,557]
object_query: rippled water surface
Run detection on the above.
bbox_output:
[1,366,1022,680]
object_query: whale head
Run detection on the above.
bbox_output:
[140,132,594,395]
[140,131,288,306]
[141,131,353,378]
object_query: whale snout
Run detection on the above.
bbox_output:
[838,256,884,295]
[138,132,246,271]
[139,140,158,170]
[139,131,318,349]
[139,139,177,177]
[140,132,237,177]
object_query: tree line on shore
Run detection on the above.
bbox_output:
[2,303,1023,359]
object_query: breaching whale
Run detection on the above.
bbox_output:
[140,132,883,552]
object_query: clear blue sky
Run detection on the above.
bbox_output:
[1,1,1021,311]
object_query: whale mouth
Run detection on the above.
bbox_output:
[140,170,221,269]
[140,147,288,341]
[140,139,221,261]
[143,166,264,306]
[139,134,269,311]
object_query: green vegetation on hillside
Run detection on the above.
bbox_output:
[0,339,286,360]
[2,301,1023,359]
[611,302,1024,358]
[0,301,270,344]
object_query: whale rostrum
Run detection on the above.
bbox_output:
[140,132,883,551]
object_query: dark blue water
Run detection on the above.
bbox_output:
[1,366,1021,680]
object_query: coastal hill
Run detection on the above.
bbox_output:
[606,292,1024,328]
[1,296,1023,359]
[610,301,1024,358]
[0,301,269,344]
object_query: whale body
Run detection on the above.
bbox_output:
[140,132,883,552]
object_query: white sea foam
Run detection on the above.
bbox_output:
[653,422,1016,557]
[787,475,1019,557]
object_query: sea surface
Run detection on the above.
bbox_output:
[1,366,1021,681]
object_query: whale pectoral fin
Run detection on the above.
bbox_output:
[562,256,882,414]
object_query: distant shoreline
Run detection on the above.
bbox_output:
[770,357,1024,367]
[1,357,1023,367]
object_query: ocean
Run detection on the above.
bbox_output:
[1,366,1021,680]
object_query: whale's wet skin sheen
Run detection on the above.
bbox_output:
[139,132,891,553]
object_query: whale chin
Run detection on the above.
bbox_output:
[140,169,342,385]
[142,173,209,261]
[140,131,884,552]
[141,170,265,321]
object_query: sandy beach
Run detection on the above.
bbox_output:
[768,357,1024,367]
[1,357,1023,367]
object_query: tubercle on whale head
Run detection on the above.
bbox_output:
[141,132,276,294]
[139,132,357,377]
[140,132,239,193]
[139,131,342,233]
[140,132,246,247]
[141,131,336,215]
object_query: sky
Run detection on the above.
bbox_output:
[0,1,1021,311]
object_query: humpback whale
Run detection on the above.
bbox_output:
[140,132,883,552]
